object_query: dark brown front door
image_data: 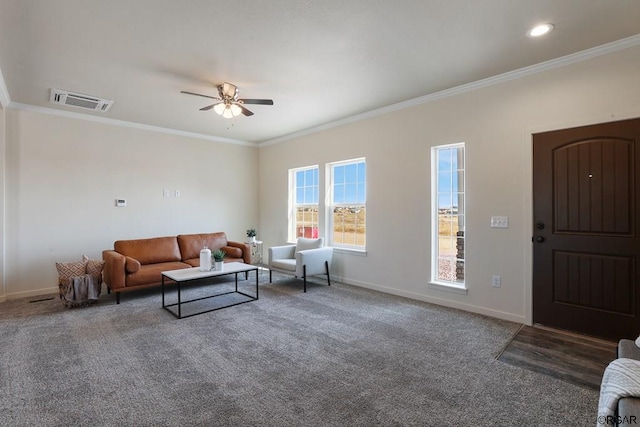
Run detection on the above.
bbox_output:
[533,118,640,341]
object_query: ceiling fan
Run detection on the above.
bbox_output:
[180,82,273,118]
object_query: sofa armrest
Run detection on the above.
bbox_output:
[296,247,333,276]
[618,339,640,359]
[269,245,296,265]
[227,240,252,264]
[618,397,640,423]
[102,250,126,290]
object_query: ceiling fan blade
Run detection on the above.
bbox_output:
[239,98,274,105]
[237,104,254,116]
[180,90,220,101]
[200,103,221,111]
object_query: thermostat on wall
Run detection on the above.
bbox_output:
[115,199,127,207]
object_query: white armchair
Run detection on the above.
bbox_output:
[268,237,333,292]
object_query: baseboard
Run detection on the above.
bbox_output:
[338,276,526,324]
[3,286,58,301]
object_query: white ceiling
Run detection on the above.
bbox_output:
[1,1,639,144]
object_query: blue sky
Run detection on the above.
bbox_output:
[437,147,464,209]
[295,162,366,205]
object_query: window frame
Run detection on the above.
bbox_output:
[288,165,320,242]
[326,157,366,251]
[430,143,466,293]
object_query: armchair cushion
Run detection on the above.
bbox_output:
[295,237,324,254]
[271,259,296,272]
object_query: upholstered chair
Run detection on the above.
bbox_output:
[268,238,333,292]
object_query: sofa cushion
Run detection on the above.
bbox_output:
[177,233,228,261]
[125,261,191,287]
[115,236,181,265]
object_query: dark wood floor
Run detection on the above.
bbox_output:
[497,325,617,390]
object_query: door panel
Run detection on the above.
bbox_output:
[533,118,640,341]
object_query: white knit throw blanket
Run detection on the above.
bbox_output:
[598,358,640,426]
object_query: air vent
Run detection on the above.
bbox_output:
[50,89,113,112]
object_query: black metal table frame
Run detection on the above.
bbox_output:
[161,267,259,319]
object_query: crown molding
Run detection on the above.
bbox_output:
[0,68,10,108]
[260,34,640,147]
[7,102,253,146]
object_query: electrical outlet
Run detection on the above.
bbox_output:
[492,275,501,288]
[490,216,509,228]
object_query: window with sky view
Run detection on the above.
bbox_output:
[433,144,465,286]
[329,159,366,249]
[292,166,319,240]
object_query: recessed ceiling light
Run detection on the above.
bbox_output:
[528,23,554,37]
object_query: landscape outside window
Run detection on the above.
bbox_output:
[434,144,465,285]
[329,159,366,248]
[293,166,319,240]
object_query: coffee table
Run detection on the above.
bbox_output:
[161,262,258,319]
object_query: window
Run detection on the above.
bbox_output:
[327,158,366,249]
[290,166,319,241]
[432,144,465,287]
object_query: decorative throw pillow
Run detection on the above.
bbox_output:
[222,246,243,259]
[125,256,141,273]
[83,255,104,285]
[56,260,88,286]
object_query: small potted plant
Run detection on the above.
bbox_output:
[246,228,257,243]
[212,249,226,271]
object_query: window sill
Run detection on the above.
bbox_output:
[333,247,367,257]
[429,281,468,295]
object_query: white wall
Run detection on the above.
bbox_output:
[258,45,640,324]
[0,105,5,302]
[4,109,259,299]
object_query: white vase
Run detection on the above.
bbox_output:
[247,236,256,244]
[214,261,224,271]
[200,246,212,271]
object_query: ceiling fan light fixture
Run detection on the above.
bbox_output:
[230,104,242,116]
[213,103,226,115]
[528,23,554,37]
[222,105,234,118]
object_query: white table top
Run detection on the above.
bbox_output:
[161,262,257,282]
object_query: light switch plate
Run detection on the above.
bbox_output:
[490,216,509,228]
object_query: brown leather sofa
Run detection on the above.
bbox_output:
[102,232,251,303]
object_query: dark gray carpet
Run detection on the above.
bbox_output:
[0,272,598,426]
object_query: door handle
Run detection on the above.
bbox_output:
[535,236,545,243]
